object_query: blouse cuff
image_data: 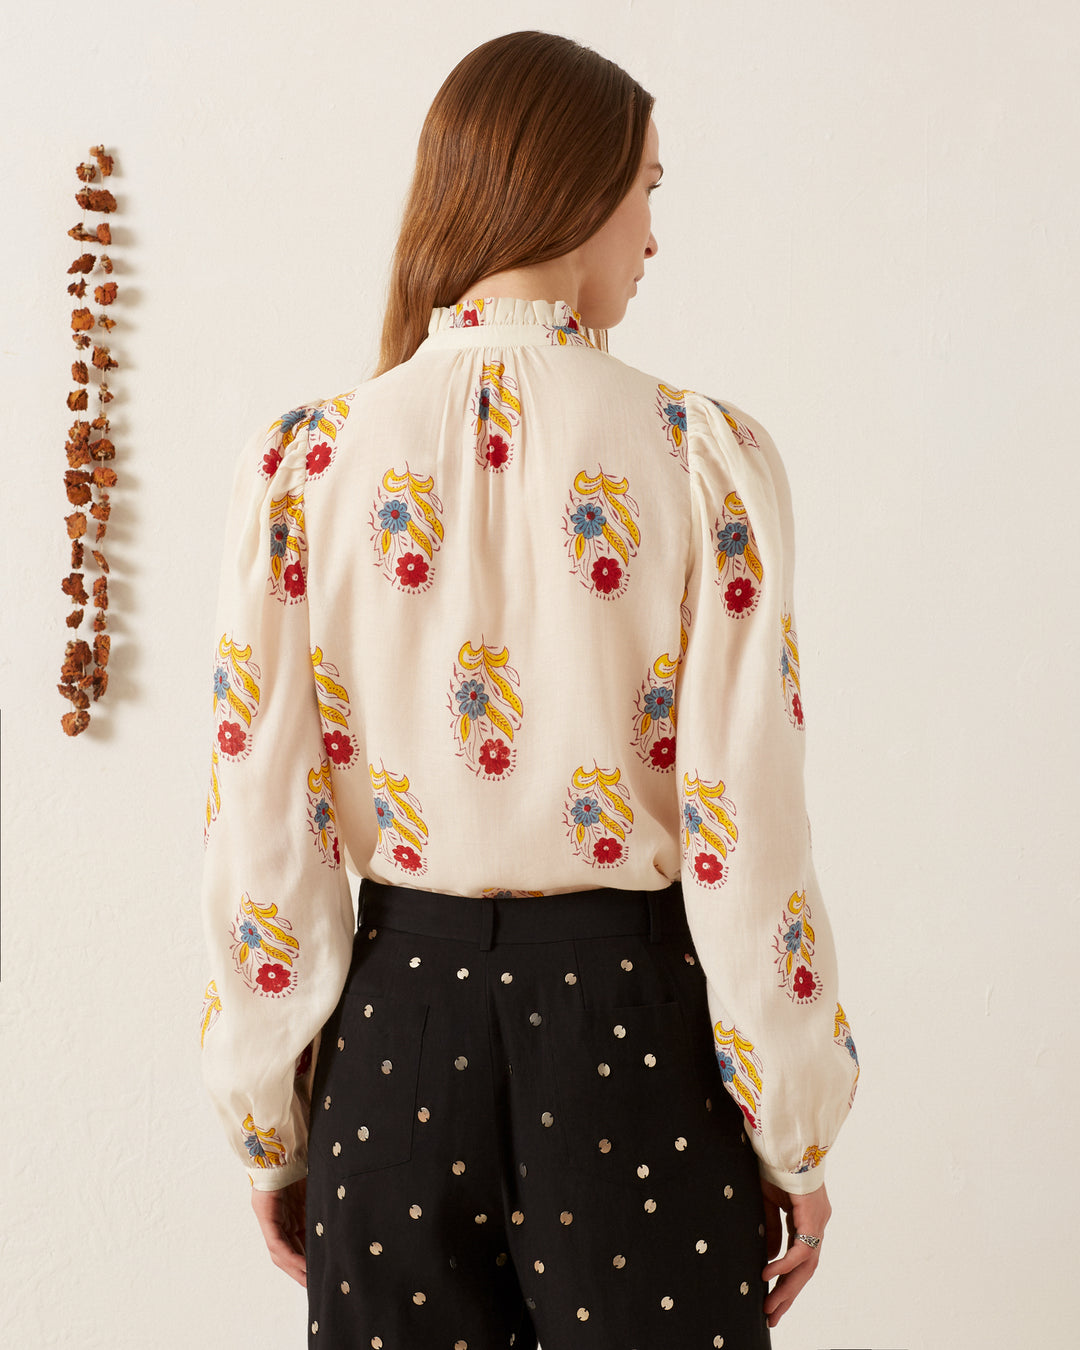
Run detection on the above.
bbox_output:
[247,1157,308,1192]
[757,1156,827,1196]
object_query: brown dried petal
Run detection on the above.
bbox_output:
[66,443,91,468]
[93,609,107,631]
[91,549,109,574]
[96,223,111,244]
[58,683,92,709]
[71,308,94,332]
[69,420,90,445]
[93,634,111,665]
[75,162,98,183]
[61,709,90,736]
[72,333,92,350]
[72,360,89,383]
[92,346,118,372]
[97,315,117,331]
[94,282,118,305]
[66,639,92,669]
[68,223,98,241]
[65,608,84,628]
[100,255,113,274]
[89,437,115,461]
[91,416,109,431]
[61,572,90,605]
[66,390,89,411]
[71,540,84,567]
[65,511,87,539]
[93,576,109,608]
[67,279,87,299]
[94,522,107,542]
[90,145,114,177]
[91,668,109,700]
[89,494,111,521]
[91,466,117,488]
[75,187,116,213]
[68,253,96,275]
[97,382,114,404]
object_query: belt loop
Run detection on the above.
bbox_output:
[648,890,663,943]
[479,896,495,951]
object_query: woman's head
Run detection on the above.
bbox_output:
[374,31,657,376]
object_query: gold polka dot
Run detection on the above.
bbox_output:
[534,1259,544,1273]
[684,952,696,965]
[612,1254,626,1269]
[599,1138,612,1153]
[519,1162,528,1177]
[323,1095,332,1110]
[675,1136,687,1150]
[455,1342,468,1350]
[644,1052,657,1067]
[597,1062,611,1077]
[409,956,421,968]
[452,1160,466,1175]
[565,972,578,984]
[418,1107,430,1122]
[337,1184,346,1199]
[541,1111,554,1127]
[413,1291,426,1305]
[369,1241,382,1254]
[740,1131,746,1144]
[511,1210,524,1225]
[695,1238,708,1253]
[758,1223,765,1237]
[367,928,377,940]
[457,967,469,979]
[337,1036,345,1050]
[409,1204,422,1219]
[529,1012,542,1026]
[501,971,513,984]
[560,1210,574,1225]
[644,1198,656,1213]
[364,1004,373,1018]
[705,1097,713,1111]
[454,1055,468,1070]
[311,1322,318,1335]
[576,1307,590,1321]
[613,1024,626,1038]
[358,1125,370,1140]
[315,1222,324,1237]
[332,1141,341,1156]
[724,1184,733,1199]
[740,1281,749,1295]
[371,1340,383,1350]
[713,1339,725,1348]
[340,1280,350,1295]
[495,1252,508,1267]
[661,1295,674,1310]
[637,1163,650,1178]
[474,1213,487,1224]
[620,958,633,970]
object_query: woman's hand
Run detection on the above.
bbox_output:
[251,1177,308,1287]
[759,1178,832,1328]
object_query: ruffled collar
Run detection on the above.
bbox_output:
[425,296,596,348]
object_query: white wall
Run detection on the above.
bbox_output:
[3,2,1077,1347]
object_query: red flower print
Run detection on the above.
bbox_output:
[256,963,292,994]
[793,965,817,1000]
[694,851,724,885]
[262,448,282,477]
[739,1104,757,1131]
[593,836,623,865]
[306,441,333,476]
[283,562,306,597]
[791,693,804,726]
[724,577,756,613]
[393,844,422,871]
[462,307,479,327]
[591,556,623,595]
[324,729,355,767]
[478,738,511,775]
[217,721,247,758]
[332,836,340,865]
[650,737,676,770]
[566,315,580,332]
[486,435,509,468]
[395,553,429,588]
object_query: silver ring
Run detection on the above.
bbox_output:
[794,1233,820,1249]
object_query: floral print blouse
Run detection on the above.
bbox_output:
[199,295,859,1194]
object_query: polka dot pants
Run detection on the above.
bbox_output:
[306,879,771,1349]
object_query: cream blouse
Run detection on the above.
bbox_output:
[199,295,859,1195]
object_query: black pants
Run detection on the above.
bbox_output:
[306,878,771,1350]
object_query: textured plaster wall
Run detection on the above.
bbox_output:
[2,2,1077,1347]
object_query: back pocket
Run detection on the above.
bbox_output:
[311,991,429,1177]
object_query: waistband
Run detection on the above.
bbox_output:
[357,878,688,950]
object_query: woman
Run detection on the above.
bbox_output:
[200,29,859,1349]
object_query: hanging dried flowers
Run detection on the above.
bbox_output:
[60,144,118,736]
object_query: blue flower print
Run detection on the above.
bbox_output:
[270,522,288,557]
[278,407,308,439]
[373,796,394,831]
[716,522,748,557]
[213,666,230,701]
[644,686,673,720]
[571,502,607,539]
[239,919,261,948]
[783,920,803,954]
[844,1035,859,1066]
[378,499,411,533]
[780,650,790,679]
[683,803,702,834]
[244,1129,267,1161]
[314,799,331,830]
[477,387,490,421]
[456,680,489,717]
[716,1051,735,1082]
[571,796,600,826]
[665,401,687,433]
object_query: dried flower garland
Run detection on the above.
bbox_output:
[60,144,116,736]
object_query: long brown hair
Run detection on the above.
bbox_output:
[372,31,654,378]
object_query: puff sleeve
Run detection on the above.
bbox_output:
[198,410,356,1190]
[673,392,859,1195]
